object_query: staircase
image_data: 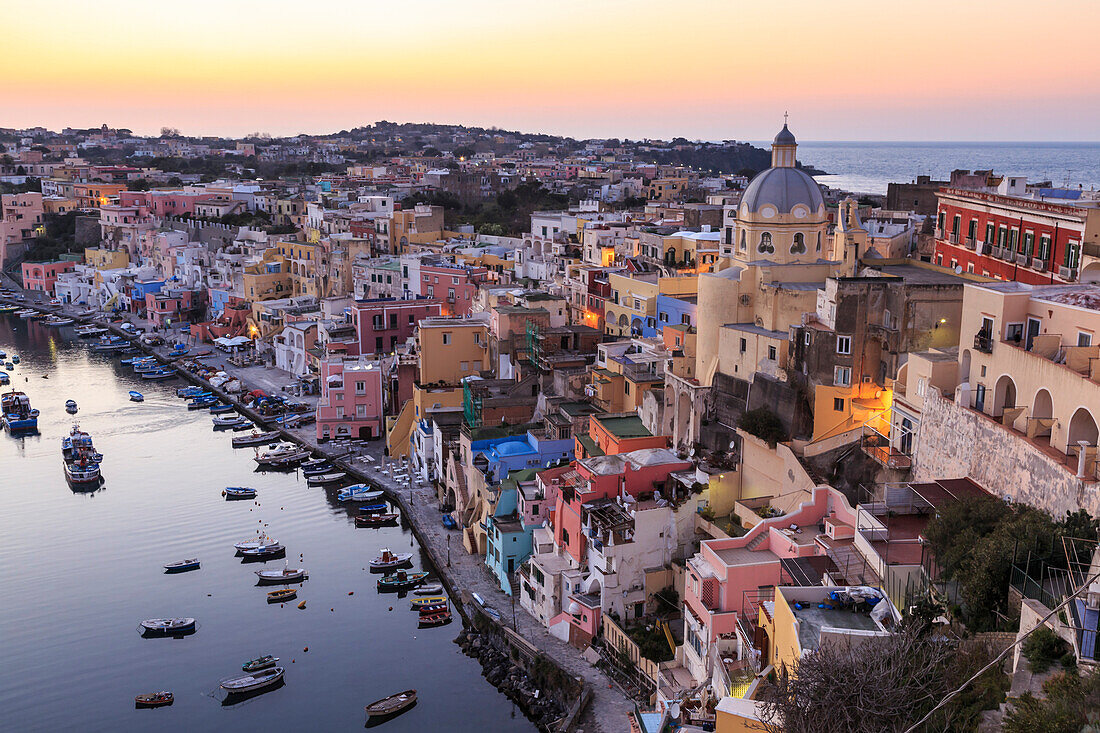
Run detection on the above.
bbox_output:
[745,531,769,551]
[509,572,521,596]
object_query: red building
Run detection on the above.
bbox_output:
[419,263,488,316]
[21,260,75,295]
[934,187,1100,284]
[351,297,442,356]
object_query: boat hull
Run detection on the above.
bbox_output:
[221,667,284,694]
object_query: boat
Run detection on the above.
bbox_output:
[243,655,280,672]
[377,570,428,592]
[254,444,311,467]
[365,689,417,720]
[65,399,78,413]
[415,602,448,615]
[413,583,444,596]
[337,486,383,503]
[61,425,97,460]
[45,316,74,327]
[92,337,128,352]
[164,558,200,573]
[76,325,106,338]
[232,430,280,448]
[357,502,389,514]
[266,588,297,603]
[16,309,36,318]
[355,512,399,528]
[212,414,247,428]
[306,471,346,485]
[129,391,144,402]
[300,457,329,470]
[255,566,306,584]
[441,514,458,529]
[64,459,101,486]
[240,543,285,559]
[369,549,414,571]
[177,386,205,398]
[418,610,453,628]
[0,372,8,386]
[300,462,334,476]
[189,397,219,410]
[140,617,196,634]
[234,534,274,552]
[410,596,448,609]
[143,369,176,380]
[220,666,284,694]
[209,402,235,414]
[134,692,174,708]
[225,486,257,500]
[10,354,18,363]
[167,347,189,358]
[2,390,39,432]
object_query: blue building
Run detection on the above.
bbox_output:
[656,293,697,333]
[208,288,232,318]
[485,469,539,595]
[469,430,573,485]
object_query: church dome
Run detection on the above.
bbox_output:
[739,167,824,215]
[773,123,796,145]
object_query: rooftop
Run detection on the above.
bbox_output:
[595,414,652,439]
[791,601,882,651]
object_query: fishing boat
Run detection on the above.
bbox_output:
[365,689,417,720]
[16,308,36,318]
[134,692,174,708]
[413,583,444,596]
[357,502,389,514]
[253,444,311,467]
[164,558,200,573]
[61,425,97,460]
[255,566,306,584]
[369,548,413,572]
[177,386,205,398]
[243,655,280,672]
[410,596,448,609]
[167,346,190,358]
[299,457,329,470]
[266,588,297,603]
[10,354,18,363]
[418,610,452,628]
[231,430,280,448]
[65,399,78,414]
[209,402,234,414]
[64,458,101,486]
[92,337,128,352]
[143,369,176,380]
[240,543,284,559]
[306,471,346,485]
[45,316,74,327]
[140,617,196,634]
[129,391,144,402]
[225,486,257,500]
[220,667,284,694]
[337,485,383,503]
[377,570,428,592]
[76,325,106,338]
[234,534,274,553]
[2,390,39,432]
[188,397,219,409]
[212,414,248,428]
[355,512,399,528]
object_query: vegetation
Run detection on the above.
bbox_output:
[739,407,786,447]
[23,212,85,261]
[1004,671,1100,733]
[625,622,674,664]
[1021,626,1069,673]
[405,180,575,235]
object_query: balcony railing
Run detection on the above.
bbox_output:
[1016,253,1030,266]
[1059,266,1078,281]
[861,426,912,470]
[974,331,994,353]
[965,237,977,250]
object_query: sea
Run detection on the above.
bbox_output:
[767,141,1100,196]
[0,316,531,732]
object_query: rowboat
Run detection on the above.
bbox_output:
[212,414,248,428]
[177,386,205,398]
[356,502,389,514]
[416,602,448,615]
[418,611,453,628]
[300,463,334,476]
[255,567,306,584]
[164,558,200,573]
[140,617,196,634]
[253,444,311,467]
[135,691,174,708]
[0,372,8,386]
[234,535,275,553]
[410,596,447,609]
[143,369,176,380]
[129,391,144,402]
[209,403,234,414]
[243,655,280,672]
[306,471,346,485]
[300,457,329,470]
[188,397,218,409]
[266,588,297,603]
[76,326,106,338]
[365,689,416,720]
[413,584,443,596]
[354,512,399,528]
[240,543,284,559]
[231,430,280,448]
[65,399,78,413]
[220,666,284,694]
[377,570,428,592]
[369,549,413,571]
[224,486,257,500]
[337,486,383,503]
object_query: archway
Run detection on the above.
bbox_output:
[1068,408,1099,447]
[958,349,972,384]
[1033,389,1053,420]
[1080,262,1100,284]
[992,374,1016,416]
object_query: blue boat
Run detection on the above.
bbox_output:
[11,355,19,364]
[0,371,8,386]
[225,486,257,500]
[167,347,189,358]
[356,501,390,514]
[142,369,176,380]
[209,403,234,414]
[338,485,383,503]
[164,558,200,573]
[2,391,39,432]
[189,397,218,409]
[177,386,205,398]
[129,391,144,402]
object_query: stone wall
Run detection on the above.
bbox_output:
[913,389,1100,516]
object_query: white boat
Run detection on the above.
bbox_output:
[45,316,74,327]
[140,617,195,634]
[255,566,306,584]
[336,485,383,502]
[254,443,311,466]
[65,399,78,413]
[220,666,284,693]
[76,325,107,338]
[212,414,247,428]
[413,584,444,596]
[234,535,275,552]
[306,471,346,485]
[370,549,414,571]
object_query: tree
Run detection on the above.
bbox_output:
[1004,671,1100,733]
[739,408,786,447]
[421,146,442,157]
[160,127,180,138]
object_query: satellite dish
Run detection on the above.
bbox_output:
[728,440,736,450]
[688,447,696,457]
[954,265,963,274]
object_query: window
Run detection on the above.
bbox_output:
[757,232,774,254]
[836,335,851,354]
[460,361,469,371]
[768,345,777,361]
[659,312,668,323]
[624,382,630,395]
[739,337,746,354]
[442,332,451,345]
[967,219,977,239]
[790,232,806,254]
[355,381,366,395]
[804,331,810,345]
[916,378,926,396]
[834,366,851,386]
[952,214,961,235]
[984,223,995,245]
[1023,232,1034,257]
[1009,229,1019,252]
[561,528,569,545]
[389,313,397,329]
[408,314,415,325]
[739,229,746,251]
[375,336,383,351]
[1065,242,1081,269]
[833,397,845,411]
[1078,332,1093,347]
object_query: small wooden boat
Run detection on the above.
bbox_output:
[243,655,280,672]
[135,691,174,708]
[129,391,144,402]
[300,463,334,476]
[255,566,306,584]
[300,457,329,470]
[232,430,279,448]
[418,610,452,628]
[254,444,311,466]
[240,543,284,559]
[306,471,346,485]
[177,386,205,398]
[339,486,383,503]
[140,617,196,634]
[377,570,428,592]
[413,584,443,596]
[224,486,257,500]
[410,596,447,609]
[212,414,247,428]
[355,512,399,528]
[143,369,176,380]
[369,549,413,571]
[365,689,417,720]
[266,588,297,603]
[65,399,78,413]
[234,535,275,552]
[209,403,234,414]
[221,666,284,694]
[188,396,218,408]
[416,602,448,615]
[356,502,389,514]
[0,372,9,386]
[164,558,200,573]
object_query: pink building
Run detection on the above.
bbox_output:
[420,263,488,316]
[21,260,75,295]
[145,288,195,326]
[351,297,441,356]
[119,189,214,218]
[316,356,384,441]
[1,192,44,262]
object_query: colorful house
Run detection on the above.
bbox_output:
[21,260,75,294]
[316,356,385,440]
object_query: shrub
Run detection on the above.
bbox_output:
[1023,626,1069,673]
[738,408,786,447]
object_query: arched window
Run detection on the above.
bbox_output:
[739,229,747,251]
[757,232,774,254]
[816,231,822,252]
[791,232,806,254]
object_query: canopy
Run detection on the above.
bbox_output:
[214,335,251,347]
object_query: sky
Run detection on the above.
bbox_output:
[3,0,1099,141]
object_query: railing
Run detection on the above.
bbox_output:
[965,237,977,250]
[974,331,993,353]
[1016,253,1030,266]
[948,232,959,244]
[1032,257,1048,272]
[1084,242,1100,259]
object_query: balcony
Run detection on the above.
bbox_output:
[974,331,993,353]
[964,237,977,251]
[948,232,960,244]
[861,426,912,470]
[1016,253,1030,266]
[1059,266,1078,281]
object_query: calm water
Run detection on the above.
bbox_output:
[781,141,1100,195]
[0,316,529,732]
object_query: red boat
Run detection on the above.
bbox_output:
[417,603,448,615]
[135,691,174,708]
[355,512,399,527]
[418,610,452,628]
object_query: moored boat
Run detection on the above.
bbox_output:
[243,655,280,672]
[240,543,285,559]
[232,430,280,448]
[129,391,144,402]
[234,534,275,553]
[413,583,444,596]
[65,399,78,413]
[357,501,389,514]
[0,371,8,385]
[140,617,196,634]
[134,691,174,708]
[164,558,200,573]
[418,610,452,628]
[369,549,414,572]
[225,486,257,500]
[266,588,297,603]
[64,459,101,485]
[209,402,235,414]
[306,471,346,485]
[410,596,448,609]
[212,414,247,428]
[365,689,417,720]
[255,566,306,584]
[300,462,334,476]
[142,369,176,380]
[377,570,428,592]
[337,485,383,503]
[2,390,39,432]
[254,444,311,467]
[220,666,284,694]
[355,512,399,528]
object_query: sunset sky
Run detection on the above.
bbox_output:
[4,0,1099,141]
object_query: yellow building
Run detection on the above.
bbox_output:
[276,240,320,297]
[605,273,658,337]
[417,316,489,385]
[242,249,291,302]
[84,247,129,270]
[715,697,768,733]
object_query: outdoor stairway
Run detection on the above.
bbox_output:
[745,531,769,551]
[509,572,521,596]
